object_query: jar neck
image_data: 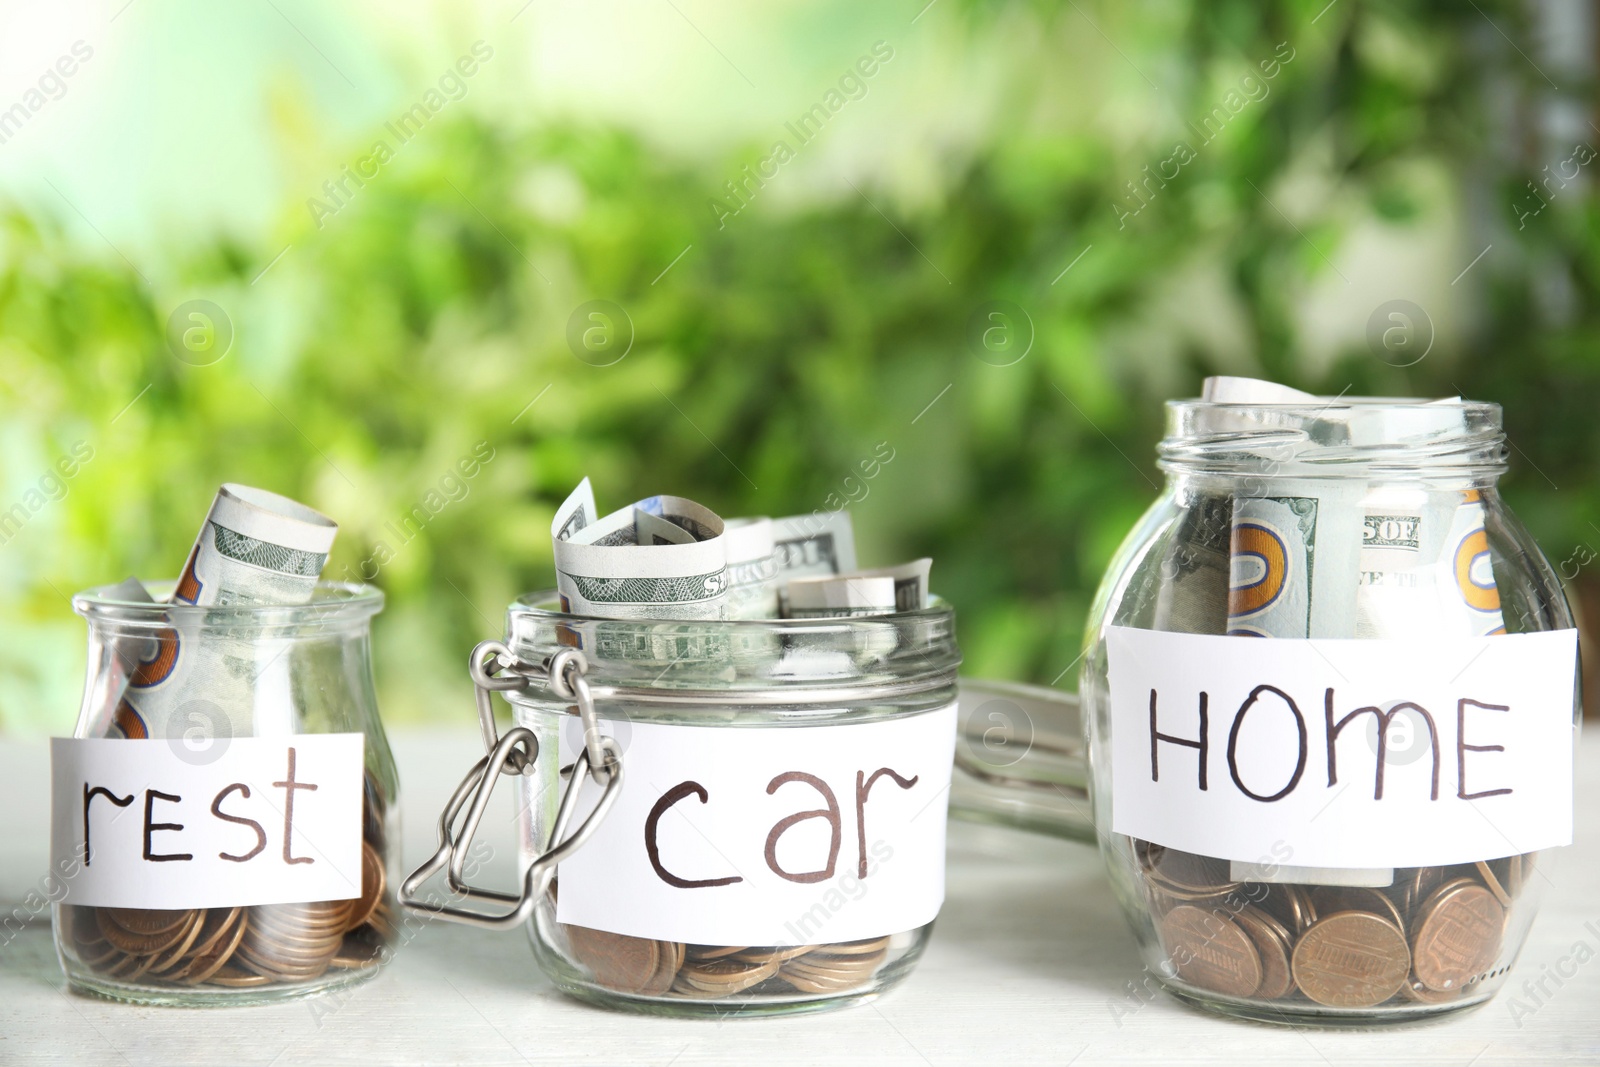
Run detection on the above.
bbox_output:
[1157,398,1507,487]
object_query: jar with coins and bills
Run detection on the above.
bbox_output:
[51,486,398,1005]
[1075,381,1581,1023]
[404,593,961,1016]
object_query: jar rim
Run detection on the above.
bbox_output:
[72,579,384,626]
[507,589,953,630]
[504,589,961,698]
[1159,396,1507,479]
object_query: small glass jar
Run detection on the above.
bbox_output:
[1078,398,1579,1024]
[405,592,960,1018]
[54,581,397,1006]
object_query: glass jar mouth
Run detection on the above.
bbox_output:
[72,579,383,631]
[1158,398,1507,480]
[505,589,961,697]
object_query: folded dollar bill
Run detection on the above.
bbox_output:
[551,478,729,620]
[116,485,338,740]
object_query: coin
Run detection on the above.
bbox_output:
[1159,904,1262,998]
[1233,906,1295,1000]
[1291,911,1410,1008]
[103,908,190,937]
[639,939,684,996]
[1411,880,1504,992]
[345,842,386,933]
[182,909,250,984]
[1310,886,1405,934]
[209,962,272,988]
[565,925,663,994]
[97,908,200,956]
[777,955,883,994]
[145,910,207,975]
[330,935,386,971]
[731,944,811,964]
[1474,861,1512,909]
[685,943,749,961]
[1392,866,1445,924]
[1138,843,1240,899]
[1256,884,1317,935]
[811,936,890,957]
[678,955,780,996]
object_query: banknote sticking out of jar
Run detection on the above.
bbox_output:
[403,481,960,1016]
[1078,379,1579,1024]
[51,486,397,1006]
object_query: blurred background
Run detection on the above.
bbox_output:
[2,0,1598,734]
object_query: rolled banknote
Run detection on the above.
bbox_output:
[771,511,857,581]
[115,485,337,740]
[1444,490,1507,636]
[552,480,728,620]
[723,517,780,619]
[1153,492,1232,635]
[781,558,931,619]
[784,574,899,619]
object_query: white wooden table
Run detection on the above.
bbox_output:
[3,729,1597,1066]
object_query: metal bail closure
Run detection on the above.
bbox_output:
[400,645,625,929]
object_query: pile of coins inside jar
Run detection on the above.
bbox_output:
[562,924,893,1001]
[1138,841,1528,1009]
[63,778,393,990]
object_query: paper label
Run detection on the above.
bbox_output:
[50,734,364,909]
[554,703,957,946]
[1107,626,1577,869]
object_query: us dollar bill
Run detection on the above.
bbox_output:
[771,511,857,582]
[1225,496,1317,637]
[552,481,729,620]
[781,558,930,619]
[784,575,899,618]
[1153,492,1233,634]
[723,517,780,619]
[115,485,338,740]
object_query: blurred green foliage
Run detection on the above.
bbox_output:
[3,0,1596,732]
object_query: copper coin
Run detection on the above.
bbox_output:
[1141,846,1239,897]
[813,936,891,957]
[732,944,812,964]
[1411,880,1504,992]
[345,843,386,933]
[1233,906,1295,1000]
[184,909,250,984]
[1159,904,1262,998]
[208,963,272,988]
[638,940,683,997]
[330,935,386,971]
[1393,866,1445,924]
[97,908,198,956]
[1474,861,1513,909]
[565,925,662,994]
[103,908,190,936]
[145,909,207,975]
[1256,884,1317,935]
[679,955,781,996]
[185,908,243,962]
[685,944,748,960]
[1291,910,1410,1008]
[1310,886,1405,934]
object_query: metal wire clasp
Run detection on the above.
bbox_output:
[398,642,624,929]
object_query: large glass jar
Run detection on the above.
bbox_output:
[404,593,961,1018]
[1079,398,1579,1024]
[54,581,397,1006]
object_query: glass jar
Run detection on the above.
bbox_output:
[404,592,961,1017]
[54,580,397,1007]
[1078,398,1579,1024]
